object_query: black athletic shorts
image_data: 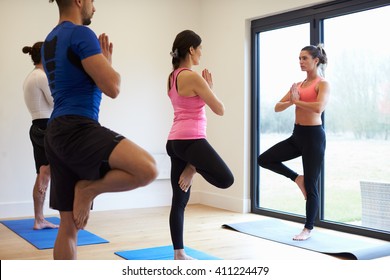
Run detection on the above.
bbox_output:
[44,115,125,211]
[29,119,49,174]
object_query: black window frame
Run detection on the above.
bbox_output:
[251,0,390,241]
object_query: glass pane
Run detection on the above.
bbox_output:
[324,6,390,232]
[258,24,310,215]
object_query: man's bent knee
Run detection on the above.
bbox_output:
[137,160,158,186]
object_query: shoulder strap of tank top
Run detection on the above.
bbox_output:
[172,68,191,92]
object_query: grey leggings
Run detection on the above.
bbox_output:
[166,139,234,249]
[257,124,326,230]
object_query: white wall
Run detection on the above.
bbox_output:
[0,0,327,219]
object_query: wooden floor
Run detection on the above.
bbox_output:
[0,204,385,260]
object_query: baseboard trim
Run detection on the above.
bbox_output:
[0,189,249,219]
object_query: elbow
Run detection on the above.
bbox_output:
[109,84,120,99]
[215,104,225,116]
[104,85,120,99]
[103,74,121,98]
[315,106,325,114]
[216,108,224,116]
[274,102,282,112]
[111,74,121,98]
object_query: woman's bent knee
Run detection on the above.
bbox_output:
[258,154,272,169]
[215,172,234,189]
[221,176,234,189]
[257,155,265,167]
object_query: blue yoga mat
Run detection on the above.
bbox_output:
[115,245,221,260]
[1,217,109,250]
[223,218,390,260]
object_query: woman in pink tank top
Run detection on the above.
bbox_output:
[166,30,234,260]
[258,45,330,241]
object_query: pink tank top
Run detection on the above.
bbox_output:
[298,77,322,102]
[168,68,207,140]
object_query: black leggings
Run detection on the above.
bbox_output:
[166,139,234,249]
[257,125,326,230]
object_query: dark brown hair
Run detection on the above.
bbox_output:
[49,0,72,9]
[301,44,328,66]
[22,42,43,65]
[171,30,202,70]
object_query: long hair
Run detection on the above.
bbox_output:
[170,30,202,70]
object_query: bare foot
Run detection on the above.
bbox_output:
[174,249,196,260]
[295,175,307,200]
[33,219,59,230]
[178,164,196,192]
[293,228,311,241]
[73,180,93,230]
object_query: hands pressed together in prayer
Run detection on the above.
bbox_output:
[202,69,213,89]
[290,83,300,104]
[99,33,113,64]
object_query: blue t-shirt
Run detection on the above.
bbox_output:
[42,21,102,121]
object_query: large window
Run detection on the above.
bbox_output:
[251,0,390,241]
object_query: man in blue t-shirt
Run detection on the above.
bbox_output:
[42,0,157,260]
